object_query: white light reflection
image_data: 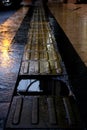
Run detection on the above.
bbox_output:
[46,32,53,44]
[17,79,40,92]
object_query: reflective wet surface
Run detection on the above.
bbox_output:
[0,7,29,87]
[6,95,83,129]
[48,3,87,66]
[20,5,62,76]
[0,10,16,24]
[0,1,87,129]
[0,6,30,129]
[17,79,40,93]
[48,2,87,128]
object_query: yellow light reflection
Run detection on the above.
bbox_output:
[1,37,11,69]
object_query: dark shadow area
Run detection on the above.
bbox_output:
[6,78,84,129]
[44,6,87,129]
[15,78,70,96]
[13,7,33,45]
[75,0,87,4]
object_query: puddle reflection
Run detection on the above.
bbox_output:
[17,78,70,97]
[17,79,40,92]
[0,7,29,74]
[0,32,12,70]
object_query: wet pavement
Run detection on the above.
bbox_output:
[0,7,30,93]
[0,6,29,129]
[6,95,83,129]
[20,5,62,76]
[4,1,85,130]
[0,7,29,86]
[47,2,87,129]
[0,10,16,24]
[0,0,87,129]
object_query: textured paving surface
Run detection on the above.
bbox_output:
[1,1,87,129]
[20,6,62,76]
[6,95,83,129]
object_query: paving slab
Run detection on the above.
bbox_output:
[0,6,32,130]
[0,103,10,129]
[6,96,83,129]
[20,5,62,76]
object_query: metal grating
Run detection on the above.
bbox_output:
[20,6,62,76]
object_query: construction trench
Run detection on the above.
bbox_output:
[5,0,85,129]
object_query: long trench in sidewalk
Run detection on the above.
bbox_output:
[5,1,86,129]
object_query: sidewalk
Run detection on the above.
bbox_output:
[0,1,87,129]
[0,7,29,129]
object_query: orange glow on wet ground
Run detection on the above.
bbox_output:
[0,7,29,70]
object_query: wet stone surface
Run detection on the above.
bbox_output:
[0,87,14,102]
[0,7,29,88]
[20,6,62,76]
[6,95,83,129]
[0,1,84,129]
[0,7,31,129]
[2,1,85,129]
[47,5,87,129]
[0,103,10,129]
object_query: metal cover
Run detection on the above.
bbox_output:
[6,96,83,129]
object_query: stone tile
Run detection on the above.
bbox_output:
[0,103,10,129]
[20,6,62,75]
[6,96,83,129]
[0,88,13,102]
[48,3,87,67]
[0,103,10,119]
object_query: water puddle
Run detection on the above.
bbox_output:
[17,79,40,92]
